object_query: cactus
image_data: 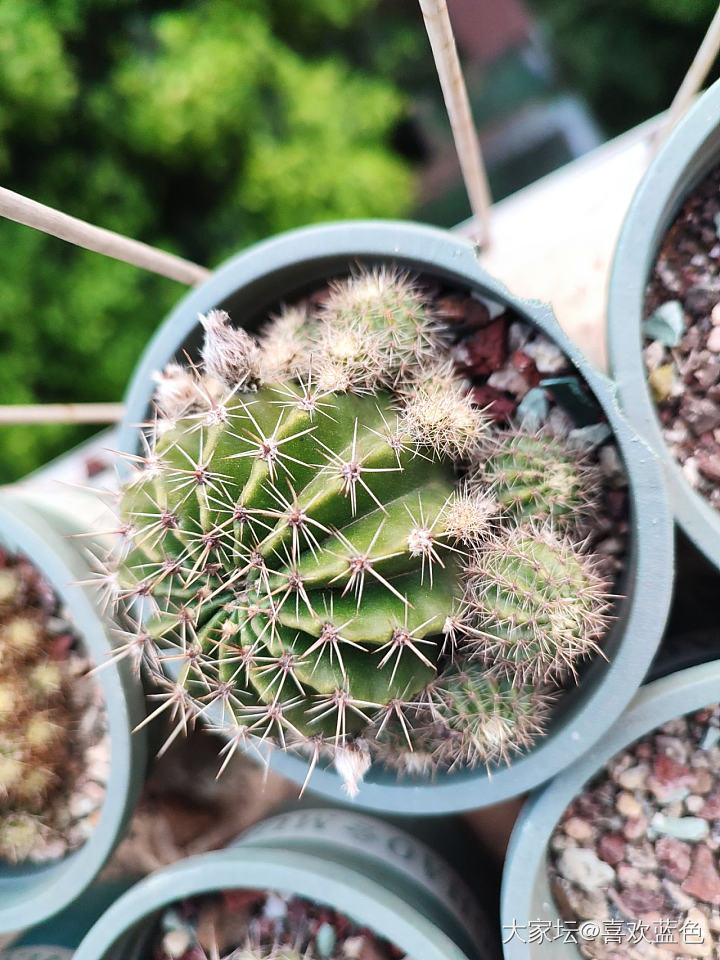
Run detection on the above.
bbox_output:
[463,527,610,683]
[115,267,612,792]
[0,555,76,863]
[373,661,554,774]
[481,431,598,528]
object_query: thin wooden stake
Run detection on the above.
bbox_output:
[653,2,720,152]
[418,0,492,245]
[0,187,211,286]
[0,403,124,426]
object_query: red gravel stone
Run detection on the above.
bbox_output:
[653,755,692,786]
[617,887,666,915]
[470,385,516,422]
[699,794,720,820]
[461,318,507,375]
[597,833,625,865]
[220,889,263,911]
[509,349,541,386]
[697,450,720,482]
[623,817,648,841]
[656,835,692,881]
[682,846,720,904]
[464,298,493,329]
[435,296,467,324]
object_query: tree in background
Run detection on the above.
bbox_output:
[0,0,417,480]
[529,0,720,136]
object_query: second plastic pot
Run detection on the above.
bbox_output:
[501,660,720,959]
[608,77,720,571]
[0,493,147,933]
[74,807,495,960]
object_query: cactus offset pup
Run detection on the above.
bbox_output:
[116,268,612,793]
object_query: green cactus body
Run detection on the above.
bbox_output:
[467,528,609,683]
[429,662,550,767]
[121,382,463,739]
[116,268,613,789]
[373,661,550,772]
[483,432,595,527]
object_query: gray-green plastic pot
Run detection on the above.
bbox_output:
[608,77,720,571]
[116,218,673,814]
[0,493,147,933]
[501,660,720,959]
[74,807,493,960]
[0,878,139,959]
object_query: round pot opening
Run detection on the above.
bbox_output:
[116,219,672,813]
[608,77,720,570]
[502,661,720,960]
[75,809,489,960]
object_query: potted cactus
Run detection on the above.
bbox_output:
[501,660,720,960]
[73,807,493,960]
[111,220,672,814]
[0,493,147,933]
[608,76,720,572]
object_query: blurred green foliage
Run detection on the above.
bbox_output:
[530,0,720,135]
[0,0,416,480]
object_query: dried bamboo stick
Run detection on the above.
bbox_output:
[418,0,492,245]
[0,403,124,425]
[0,187,211,286]
[653,2,720,151]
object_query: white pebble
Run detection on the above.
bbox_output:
[557,848,616,891]
[487,367,529,397]
[163,929,191,958]
[263,892,288,921]
[524,336,567,374]
[617,765,648,790]
[708,325,720,353]
[644,339,667,371]
[682,457,701,488]
[564,817,595,842]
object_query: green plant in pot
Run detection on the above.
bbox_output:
[112,220,673,812]
[0,565,85,864]
[73,807,492,960]
[0,492,147,934]
[109,267,614,798]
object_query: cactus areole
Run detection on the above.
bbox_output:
[114,261,618,800]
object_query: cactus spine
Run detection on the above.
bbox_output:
[115,267,612,792]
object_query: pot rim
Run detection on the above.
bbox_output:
[0,495,146,931]
[501,660,720,959]
[116,218,673,813]
[607,77,720,570]
[73,845,470,960]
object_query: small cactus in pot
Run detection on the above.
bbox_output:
[0,552,107,863]
[112,269,613,794]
